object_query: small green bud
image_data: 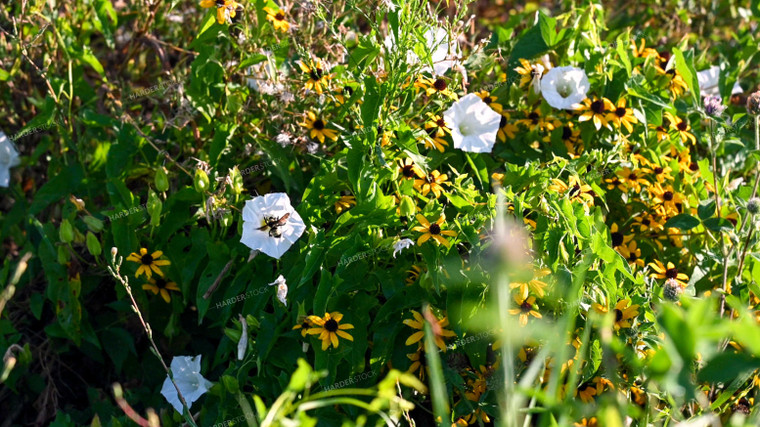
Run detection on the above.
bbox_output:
[194,168,210,193]
[86,232,102,256]
[155,166,169,192]
[83,215,104,232]
[399,196,416,217]
[59,219,74,243]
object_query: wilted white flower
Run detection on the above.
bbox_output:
[381,0,396,11]
[160,355,213,414]
[540,66,589,110]
[237,315,248,360]
[240,193,306,259]
[279,91,295,104]
[424,27,461,76]
[697,65,743,97]
[443,93,501,153]
[0,131,20,187]
[268,274,288,306]
[247,51,276,92]
[275,133,292,147]
[393,238,414,258]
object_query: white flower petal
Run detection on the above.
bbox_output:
[160,355,213,414]
[540,66,589,110]
[240,193,306,259]
[443,93,501,153]
[0,131,20,187]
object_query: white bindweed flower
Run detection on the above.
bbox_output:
[268,274,288,306]
[424,27,461,76]
[0,131,20,187]
[241,193,306,259]
[697,65,743,97]
[393,238,414,258]
[540,66,590,110]
[275,132,292,147]
[160,355,213,414]
[443,93,501,153]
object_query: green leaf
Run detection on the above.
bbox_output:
[672,47,700,105]
[698,352,760,383]
[664,214,700,230]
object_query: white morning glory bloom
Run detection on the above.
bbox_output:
[443,93,501,153]
[268,274,288,306]
[160,355,213,414]
[540,66,590,110]
[393,238,415,258]
[240,193,306,259]
[697,65,743,97]
[0,131,21,187]
[424,27,460,76]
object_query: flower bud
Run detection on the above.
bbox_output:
[111,247,118,258]
[399,195,416,217]
[155,166,169,192]
[59,219,74,243]
[663,278,683,301]
[69,195,86,211]
[703,95,726,117]
[83,215,104,232]
[194,168,210,193]
[747,92,760,116]
[749,198,760,215]
[86,232,102,256]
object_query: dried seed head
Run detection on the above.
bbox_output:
[748,197,760,215]
[747,92,760,115]
[663,278,683,301]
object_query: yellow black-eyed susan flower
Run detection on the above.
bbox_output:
[664,111,697,144]
[300,111,338,143]
[424,113,452,138]
[403,309,456,352]
[264,6,289,32]
[298,59,331,94]
[509,290,542,326]
[516,109,560,132]
[127,248,171,279]
[416,76,457,99]
[406,344,427,380]
[292,316,314,338]
[510,268,550,298]
[334,195,356,214]
[607,98,638,133]
[548,175,595,207]
[612,299,640,330]
[142,277,180,303]
[200,0,242,25]
[405,265,424,285]
[649,260,689,287]
[575,382,597,403]
[306,312,354,350]
[413,170,449,198]
[399,158,424,180]
[497,114,518,142]
[475,90,503,113]
[412,214,457,248]
[579,97,615,130]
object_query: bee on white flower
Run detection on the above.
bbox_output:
[240,193,306,259]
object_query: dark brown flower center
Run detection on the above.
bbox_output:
[677,121,687,131]
[642,218,651,226]
[483,96,492,104]
[562,126,572,140]
[499,115,507,128]
[402,165,416,178]
[155,278,167,289]
[654,167,663,174]
[629,173,637,180]
[275,11,285,20]
[429,223,441,235]
[521,301,533,312]
[615,107,627,117]
[689,162,699,171]
[312,119,325,130]
[436,118,446,127]
[529,112,539,123]
[215,0,225,6]
[325,318,339,332]
[665,267,678,279]
[611,232,624,247]
[343,86,353,95]
[309,68,323,80]
[141,254,154,265]
[433,78,447,91]
[591,100,605,114]
[663,191,673,201]
[614,309,623,322]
